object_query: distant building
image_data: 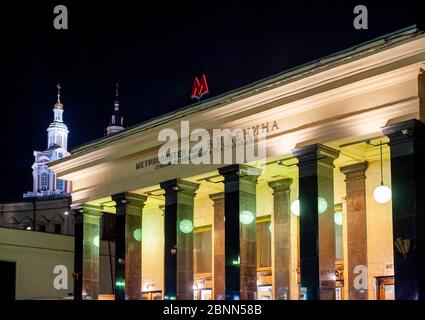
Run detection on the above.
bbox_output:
[1,85,72,235]
[105,83,125,136]
[0,196,72,234]
[24,84,71,198]
[0,85,120,300]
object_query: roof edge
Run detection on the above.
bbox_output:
[70,25,423,155]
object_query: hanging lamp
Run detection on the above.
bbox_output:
[373,141,392,204]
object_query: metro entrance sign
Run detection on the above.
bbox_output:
[191,74,209,101]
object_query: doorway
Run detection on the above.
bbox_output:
[0,261,16,300]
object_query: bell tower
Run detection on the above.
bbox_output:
[47,84,69,150]
[106,83,125,136]
[24,84,71,198]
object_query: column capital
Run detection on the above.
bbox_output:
[112,193,147,210]
[71,203,83,211]
[82,204,103,217]
[160,178,199,197]
[73,206,84,220]
[382,120,425,154]
[268,178,293,192]
[340,162,368,181]
[209,192,224,203]
[218,164,262,183]
[293,144,340,167]
[382,119,425,139]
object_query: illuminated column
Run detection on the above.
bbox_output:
[82,204,103,300]
[73,207,83,300]
[218,164,262,300]
[340,162,368,300]
[383,120,425,300]
[268,178,293,300]
[293,144,339,300]
[209,192,225,300]
[160,179,199,300]
[112,193,147,300]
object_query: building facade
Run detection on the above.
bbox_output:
[0,86,126,300]
[24,85,71,199]
[0,86,72,236]
[0,196,72,234]
[51,26,425,300]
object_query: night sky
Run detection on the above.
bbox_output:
[0,1,422,201]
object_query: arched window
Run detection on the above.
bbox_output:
[6,217,19,229]
[120,117,124,126]
[52,214,65,235]
[41,173,48,191]
[111,115,116,125]
[20,216,33,230]
[36,215,49,233]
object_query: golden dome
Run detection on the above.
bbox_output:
[54,84,63,109]
[54,101,63,109]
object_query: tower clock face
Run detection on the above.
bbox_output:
[54,148,67,160]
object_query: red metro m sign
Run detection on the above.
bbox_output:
[191,74,209,101]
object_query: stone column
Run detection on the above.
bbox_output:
[269,178,293,300]
[383,119,425,300]
[160,179,199,300]
[112,193,147,300]
[209,192,225,300]
[293,144,339,300]
[73,208,83,300]
[82,204,103,300]
[218,164,262,300]
[340,162,368,300]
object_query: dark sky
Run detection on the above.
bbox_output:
[0,0,422,201]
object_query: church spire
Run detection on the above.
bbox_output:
[106,82,125,136]
[24,84,71,198]
[114,83,120,110]
[47,83,69,149]
[54,83,63,109]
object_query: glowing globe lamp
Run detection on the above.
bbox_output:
[115,280,125,288]
[291,200,300,216]
[334,211,343,226]
[179,219,193,234]
[373,185,392,204]
[318,197,328,214]
[133,228,142,241]
[291,198,328,216]
[240,210,254,225]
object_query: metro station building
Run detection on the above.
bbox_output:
[51,26,425,300]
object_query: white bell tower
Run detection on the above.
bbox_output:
[24,84,71,198]
[47,84,69,150]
